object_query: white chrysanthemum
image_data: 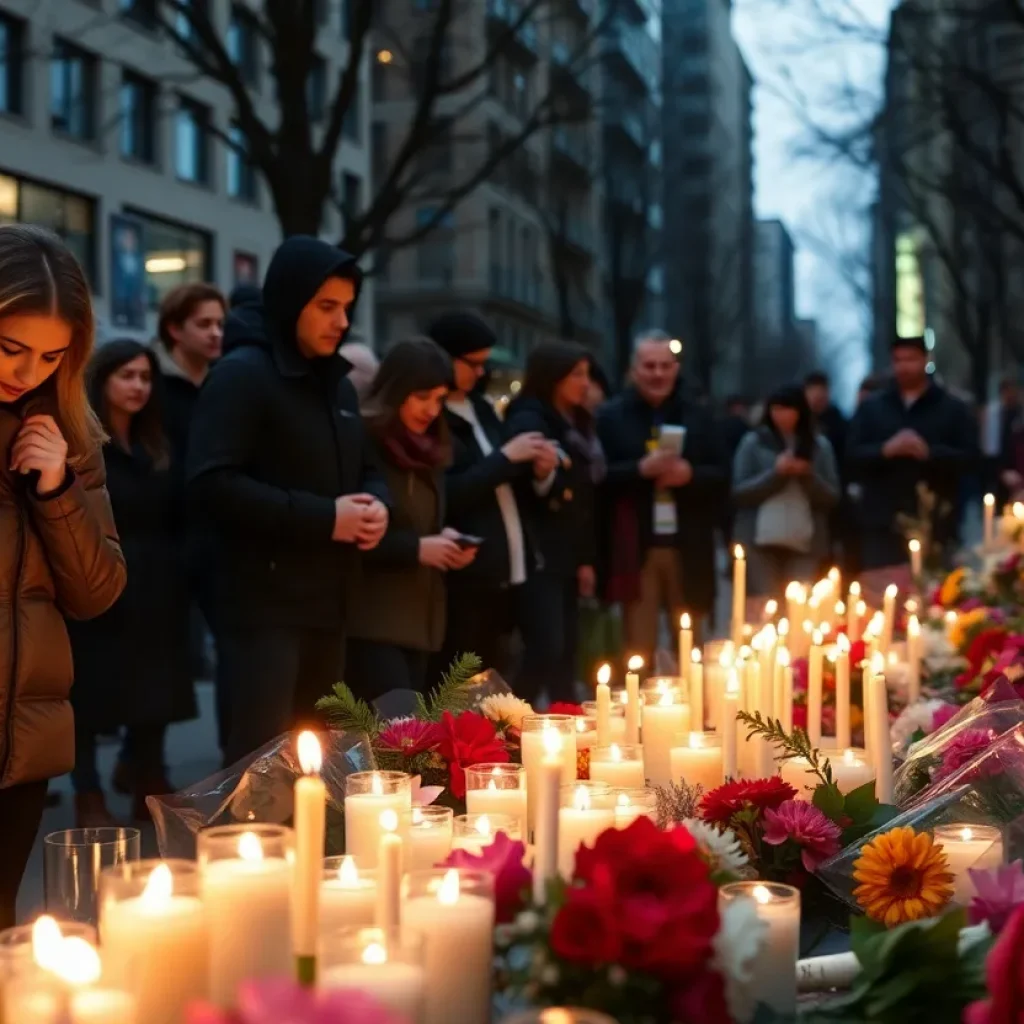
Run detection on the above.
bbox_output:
[479,694,534,730]
[714,895,767,1024]
[680,818,748,874]
[890,697,947,754]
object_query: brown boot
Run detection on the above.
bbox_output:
[74,791,118,829]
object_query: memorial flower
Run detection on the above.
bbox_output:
[680,818,749,875]
[968,861,1024,935]
[934,728,994,781]
[699,777,797,827]
[441,832,530,924]
[762,800,842,872]
[376,718,442,757]
[435,710,508,799]
[964,904,1024,1024]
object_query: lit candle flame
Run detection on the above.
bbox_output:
[689,731,704,749]
[627,655,644,672]
[141,862,173,908]
[777,647,791,667]
[380,809,399,833]
[691,648,702,664]
[984,493,995,508]
[837,633,851,653]
[835,600,846,616]
[680,612,691,629]
[885,584,898,599]
[856,599,867,617]
[412,807,424,825]
[610,743,622,762]
[297,730,322,775]
[1014,502,1024,519]
[362,941,387,965]
[50,936,102,987]
[843,749,858,765]
[617,793,631,808]
[908,538,921,554]
[960,827,974,841]
[765,599,778,617]
[812,629,823,645]
[238,831,263,862]
[438,869,460,905]
[871,651,885,673]
[753,884,773,905]
[542,725,564,758]
[370,773,384,796]
[338,856,360,887]
[475,815,492,836]
[908,614,920,636]
[658,690,674,707]
[778,617,790,637]
[726,669,741,696]
[828,567,840,583]
[573,785,592,811]
[576,718,589,734]
[597,663,611,686]
[31,916,64,973]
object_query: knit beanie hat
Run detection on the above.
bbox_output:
[427,312,496,360]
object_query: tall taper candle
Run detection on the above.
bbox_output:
[907,614,922,703]
[679,613,694,680]
[625,656,643,745]
[846,582,861,640]
[835,634,851,750]
[867,653,893,803]
[881,584,898,656]
[293,730,325,985]
[908,538,922,579]
[375,810,402,930]
[595,663,612,748]
[732,545,747,648]
[690,648,704,733]
[532,728,562,904]
[808,631,824,748]
[722,669,740,781]
[984,493,996,549]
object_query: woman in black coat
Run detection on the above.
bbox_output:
[69,340,194,826]
[505,341,604,703]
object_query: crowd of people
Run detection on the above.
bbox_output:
[0,224,995,928]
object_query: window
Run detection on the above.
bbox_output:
[119,0,158,30]
[489,207,501,293]
[50,41,97,141]
[341,172,361,231]
[0,172,96,283]
[175,97,211,184]
[227,4,260,87]
[307,55,327,121]
[120,71,158,164]
[0,13,25,117]
[417,116,451,175]
[371,121,387,180]
[226,122,258,202]
[126,208,212,310]
[343,79,361,141]
[416,206,454,284]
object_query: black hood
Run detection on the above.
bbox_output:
[222,300,267,355]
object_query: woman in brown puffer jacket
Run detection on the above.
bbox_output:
[0,225,127,926]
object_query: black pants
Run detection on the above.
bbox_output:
[72,721,166,794]
[0,779,48,928]
[346,640,429,701]
[218,627,345,767]
[860,529,911,571]
[517,574,578,705]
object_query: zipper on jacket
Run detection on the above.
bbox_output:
[1,511,25,782]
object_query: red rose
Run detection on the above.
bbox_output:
[435,711,508,799]
[548,702,585,717]
[670,966,732,1024]
[550,882,622,965]
[965,904,1024,1024]
[700,777,797,827]
[849,639,867,664]
[967,628,1010,673]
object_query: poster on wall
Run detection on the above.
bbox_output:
[233,250,259,288]
[109,213,147,331]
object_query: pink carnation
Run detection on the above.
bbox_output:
[762,799,842,871]
[377,718,442,757]
[931,704,958,732]
[969,861,1024,935]
[934,729,993,781]
[440,831,531,923]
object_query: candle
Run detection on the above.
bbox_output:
[984,493,996,548]
[670,732,724,791]
[521,715,577,837]
[532,727,563,903]
[881,584,897,655]
[720,883,800,1016]
[679,613,694,680]
[321,857,377,932]
[784,582,805,642]
[581,702,626,743]
[198,825,293,1007]
[808,630,824,748]
[908,537,922,578]
[558,783,615,877]
[764,598,778,623]
[344,772,412,868]
[933,825,1005,905]
[612,788,658,827]
[779,756,814,799]
[465,764,526,838]
[835,633,851,750]
[846,583,861,640]
[722,670,740,781]
[402,870,494,1024]
[400,806,454,871]
[375,810,402,930]
[625,656,643,744]
[99,861,208,1024]
[595,663,612,748]
[776,647,793,733]
[732,545,747,647]
[589,744,646,789]
[641,688,689,787]
[831,748,874,794]
[906,614,922,703]
[451,813,519,854]
[320,927,426,1020]
[293,731,326,982]
[689,649,704,732]
[866,656,894,804]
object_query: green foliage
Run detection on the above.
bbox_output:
[315,682,381,738]
[803,909,991,1024]
[413,652,482,721]
[738,711,834,787]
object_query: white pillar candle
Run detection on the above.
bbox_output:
[679,613,694,680]
[375,810,402,930]
[881,584,898,656]
[532,727,563,903]
[780,756,814,799]
[451,813,519,854]
[344,772,412,869]
[557,783,615,878]
[402,870,494,1024]
[721,883,800,1016]
[722,669,740,781]
[690,649,704,732]
[835,634,851,750]
[625,656,643,744]
[906,614,922,704]
[784,583,805,642]
[641,689,690,787]
[199,827,293,1007]
[320,929,426,1020]
[830,748,874,795]
[866,657,894,804]
[984,493,996,548]
[934,825,1005,905]
[807,631,824,748]
[521,715,577,837]
[732,545,747,648]
[321,857,377,932]
[595,663,612,748]
[401,807,454,872]
[612,788,658,827]
[670,732,724,791]
[293,731,326,978]
[99,861,208,1024]
[908,538,922,578]
[465,764,526,839]
[589,744,646,789]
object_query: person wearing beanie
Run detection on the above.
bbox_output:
[426,312,558,679]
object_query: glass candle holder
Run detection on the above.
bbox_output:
[344,771,413,868]
[320,926,426,1021]
[451,813,520,854]
[400,807,454,872]
[934,824,1005,905]
[498,1010,620,1024]
[669,731,724,791]
[197,824,293,1009]
[520,715,578,835]
[0,919,95,983]
[465,764,526,836]
[321,856,377,933]
[402,870,494,1024]
[719,882,800,1016]
[4,975,136,1024]
[43,827,141,925]
[558,782,614,878]
[611,787,658,827]
[581,701,626,742]
[641,686,691,788]
[99,859,207,1024]
[589,744,646,789]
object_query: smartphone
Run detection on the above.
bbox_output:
[454,534,485,549]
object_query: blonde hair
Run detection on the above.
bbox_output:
[0,224,105,464]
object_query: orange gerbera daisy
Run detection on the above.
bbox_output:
[853,826,955,927]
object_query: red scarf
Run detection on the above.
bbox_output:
[381,425,446,472]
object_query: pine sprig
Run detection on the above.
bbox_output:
[414,652,483,721]
[315,682,381,738]
[738,711,834,787]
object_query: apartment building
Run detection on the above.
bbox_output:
[0,0,372,339]
[371,0,605,363]
[752,218,797,393]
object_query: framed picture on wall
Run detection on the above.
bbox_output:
[109,213,147,330]
[233,250,259,287]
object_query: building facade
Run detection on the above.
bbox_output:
[751,218,797,393]
[661,0,754,398]
[0,0,373,340]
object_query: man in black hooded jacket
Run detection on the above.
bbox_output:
[187,236,389,765]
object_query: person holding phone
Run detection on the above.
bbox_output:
[345,339,476,696]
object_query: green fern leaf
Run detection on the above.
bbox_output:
[420,652,483,721]
[316,682,381,738]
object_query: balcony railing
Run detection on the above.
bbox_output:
[603,26,657,90]
[552,127,591,171]
[606,105,645,147]
[487,0,539,56]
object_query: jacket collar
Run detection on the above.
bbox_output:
[153,341,192,383]
[270,334,353,382]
